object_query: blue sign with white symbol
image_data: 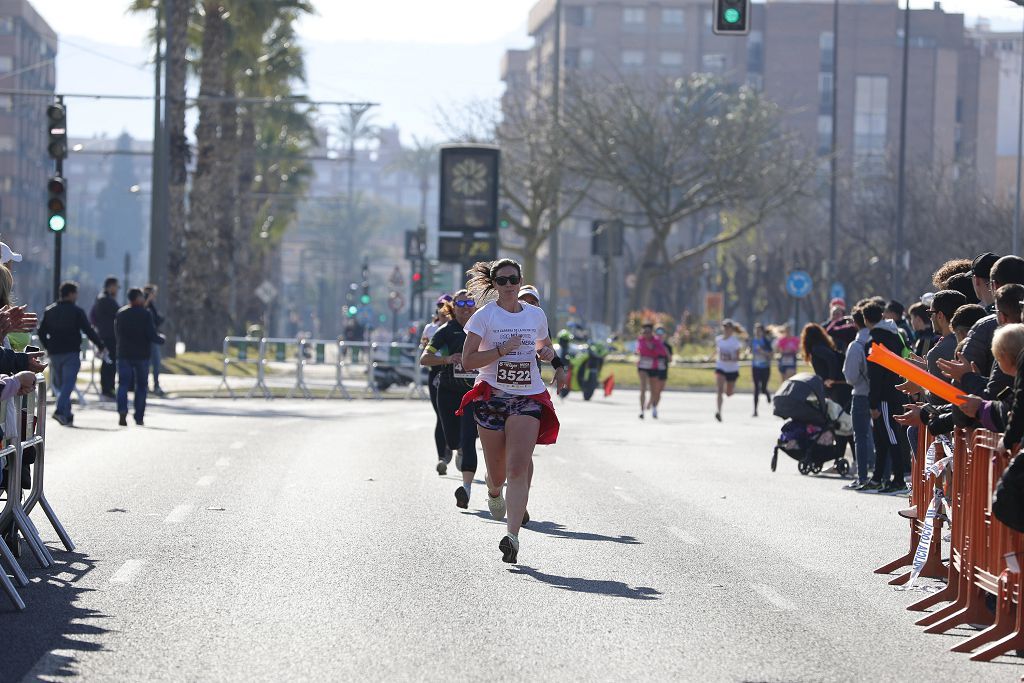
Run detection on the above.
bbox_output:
[786,270,813,299]
[830,282,846,302]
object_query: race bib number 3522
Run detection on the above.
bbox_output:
[496,360,532,388]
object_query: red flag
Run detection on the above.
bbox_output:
[603,374,615,397]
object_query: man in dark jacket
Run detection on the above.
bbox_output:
[143,284,166,396]
[115,288,165,426]
[862,302,911,494]
[89,276,120,398]
[39,281,106,425]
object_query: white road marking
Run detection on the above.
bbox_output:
[753,584,797,611]
[109,559,146,584]
[196,475,215,487]
[215,457,230,469]
[665,526,698,545]
[229,441,245,450]
[612,489,638,505]
[164,504,193,524]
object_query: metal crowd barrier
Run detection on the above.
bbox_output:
[213,337,426,401]
[0,375,74,611]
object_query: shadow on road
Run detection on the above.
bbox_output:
[460,510,641,544]
[0,547,108,682]
[508,565,661,600]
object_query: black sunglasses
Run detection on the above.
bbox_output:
[454,299,476,308]
[494,275,521,286]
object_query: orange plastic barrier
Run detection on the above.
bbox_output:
[866,342,966,406]
[877,427,1024,664]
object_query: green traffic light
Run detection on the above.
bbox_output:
[48,215,66,232]
[347,305,358,316]
[723,8,740,23]
[360,294,371,304]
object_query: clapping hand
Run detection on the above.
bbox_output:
[0,305,37,335]
[893,404,924,427]
[896,379,923,396]
[937,353,977,382]
[956,394,984,419]
[14,370,35,396]
[25,351,47,373]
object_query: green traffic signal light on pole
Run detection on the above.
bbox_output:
[712,0,749,35]
[48,215,66,232]
[724,8,740,23]
[360,294,371,305]
[347,305,358,316]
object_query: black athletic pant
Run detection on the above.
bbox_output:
[871,399,909,485]
[752,366,771,412]
[100,338,117,395]
[437,387,478,473]
[427,373,447,461]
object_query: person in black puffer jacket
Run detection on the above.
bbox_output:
[862,302,912,494]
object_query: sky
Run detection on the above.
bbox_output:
[24,0,1024,145]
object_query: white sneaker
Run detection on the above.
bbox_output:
[652,406,658,419]
[487,491,506,521]
[436,459,447,476]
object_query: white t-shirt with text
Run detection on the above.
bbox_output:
[464,301,550,396]
[716,335,743,373]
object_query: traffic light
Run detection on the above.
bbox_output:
[346,305,358,317]
[360,293,371,305]
[499,204,512,230]
[412,270,423,294]
[46,103,67,159]
[428,260,444,289]
[712,0,750,35]
[46,175,66,232]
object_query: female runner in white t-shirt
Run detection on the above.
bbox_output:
[459,259,569,563]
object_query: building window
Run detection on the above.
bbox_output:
[565,6,593,28]
[819,73,834,114]
[0,57,12,74]
[623,8,646,27]
[854,75,888,173]
[0,18,13,35]
[564,47,580,69]
[622,50,645,67]
[659,51,684,67]
[702,53,727,74]
[579,48,594,68]
[747,30,764,73]
[818,115,833,156]
[661,8,684,29]
[820,32,834,72]
[0,136,14,152]
[0,95,11,112]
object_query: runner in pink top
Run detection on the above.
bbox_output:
[636,323,669,419]
[776,324,801,381]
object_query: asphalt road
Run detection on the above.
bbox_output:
[0,388,1017,681]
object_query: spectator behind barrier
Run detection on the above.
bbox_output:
[932,258,973,290]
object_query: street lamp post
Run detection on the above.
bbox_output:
[1012,1,1024,255]
[828,0,840,286]
[893,0,911,301]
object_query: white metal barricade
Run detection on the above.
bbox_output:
[212,337,268,399]
[0,376,70,611]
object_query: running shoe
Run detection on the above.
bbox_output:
[522,509,530,526]
[842,480,862,490]
[857,480,883,492]
[436,459,447,476]
[499,534,519,564]
[455,449,463,471]
[652,406,658,419]
[487,491,506,521]
[882,482,910,495]
[639,411,644,420]
[897,505,918,519]
[714,412,722,422]
[455,485,469,509]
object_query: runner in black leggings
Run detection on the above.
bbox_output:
[419,290,480,507]
[422,296,452,474]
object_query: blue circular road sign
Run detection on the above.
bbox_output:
[830,282,846,302]
[786,270,813,299]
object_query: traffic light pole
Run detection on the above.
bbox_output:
[52,94,64,301]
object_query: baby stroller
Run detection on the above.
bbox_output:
[771,373,854,476]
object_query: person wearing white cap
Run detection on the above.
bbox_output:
[0,242,22,265]
[517,285,540,307]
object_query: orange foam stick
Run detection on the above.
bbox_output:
[867,342,966,406]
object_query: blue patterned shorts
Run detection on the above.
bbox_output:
[472,388,542,431]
